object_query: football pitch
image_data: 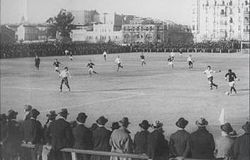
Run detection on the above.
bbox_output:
[0,52,249,139]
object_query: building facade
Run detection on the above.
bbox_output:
[192,0,250,42]
[16,24,47,42]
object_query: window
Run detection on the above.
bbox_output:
[222,1,225,5]
[221,9,225,15]
[246,0,248,5]
[229,0,232,6]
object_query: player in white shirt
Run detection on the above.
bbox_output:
[187,55,194,69]
[203,65,220,90]
[170,51,175,60]
[59,67,71,92]
[103,50,107,61]
[115,56,123,72]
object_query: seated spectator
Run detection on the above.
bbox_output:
[147,121,169,160]
[134,120,150,154]
[110,117,133,160]
[233,121,250,160]
[169,117,190,159]
[189,118,215,159]
[73,112,92,160]
[91,116,111,160]
[215,122,236,160]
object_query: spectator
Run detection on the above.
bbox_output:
[21,109,43,160]
[91,116,111,160]
[3,110,21,160]
[0,114,8,160]
[147,121,169,160]
[73,112,92,160]
[110,117,133,160]
[134,120,150,154]
[233,121,250,160]
[215,122,236,160]
[43,110,57,160]
[169,117,190,159]
[90,123,98,132]
[111,122,120,132]
[50,108,73,160]
[23,104,32,120]
[189,118,215,159]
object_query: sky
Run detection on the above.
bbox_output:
[1,0,195,25]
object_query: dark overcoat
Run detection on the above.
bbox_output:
[189,128,215,159]
[233,133,250,160]
[147,129,169,160]
[91,126,111,160]
[134,130,149,154]
[21,118,42,144]
[169,129,190,158]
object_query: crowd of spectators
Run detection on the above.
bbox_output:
[0,40,241,59]
[0,105,249,160]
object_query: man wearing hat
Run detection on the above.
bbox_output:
[44,110,57,145]
[2,110,21,160]
[169,118,190,159]
[23,104,32,120]
[110,117,133,160]
[21,108,43,160]
[189,118,215,159]
[91,116,111,160]
[0,114,8,160]
[147,121,169,160]
[134,120,150,154]
[111,122,120,132]
[73,112,92,160]
[50,108,73,160]
[233,121,250,160]
[215,122,236,159]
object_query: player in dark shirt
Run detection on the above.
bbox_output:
[53,59,61,73]
[34,55,40,70]
[225,69,238,94]
[168,56,174,68]
[140,53,146,66]
[87,60,97,76]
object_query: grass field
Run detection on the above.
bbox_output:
[0,52,249,139]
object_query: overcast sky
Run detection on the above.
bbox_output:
[1,0,195,25]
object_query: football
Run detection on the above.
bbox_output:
[225,92,230,96]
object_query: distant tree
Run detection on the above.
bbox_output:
[46,9,74,42]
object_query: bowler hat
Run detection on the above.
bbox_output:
[8,109,18,119]
[220,122,233,134]
[76,112,87,123]
[119,117,130,126]
[59,108,69,116]
[152,120,163,129]
[176,117,189,129]
[196,118,208,127]
[242,121,250,133]
[96,116,108,125]
[111,122,120,130]
[46,110,57,119]
[139,120,150,130]
[30,109,40,118]
[24,105,32,111]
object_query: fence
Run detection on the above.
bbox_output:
[21,143,211,160]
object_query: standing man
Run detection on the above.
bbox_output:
[59,67,71,92]
[169,117,190,159]
[140,53,146,66]
[50,108,73,160]
[73,112,92,160]
[134,120,150,154]
[35,55,40,70]
[69,51,73,61]
[87,60,98,76]
[103,50,107,61]
[225,69,238,95]
[110,117,133,160]
[53,59,61,73]
[203,66,220,90]
[147,121,169,160]
[91,116,111,160]
[187,55,194,69]
[115,56,123,72]
[189,118,215,159]
[23,105,32,120]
